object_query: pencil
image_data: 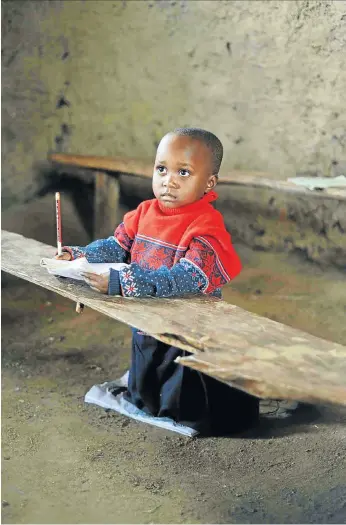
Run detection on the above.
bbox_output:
[55,191,84,313]
[55,192,62,256]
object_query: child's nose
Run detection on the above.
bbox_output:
[164,173,178,188]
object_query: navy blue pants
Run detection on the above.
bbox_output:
[123,330,259,436]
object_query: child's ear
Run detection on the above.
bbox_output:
[205,174,218,193]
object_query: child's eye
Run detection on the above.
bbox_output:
[179,169,190,177]
[156,165,166,174]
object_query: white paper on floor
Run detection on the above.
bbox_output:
[40,256,128,281]
[84,371,199,438]
[287,175,346,190]
[85,372,299,436]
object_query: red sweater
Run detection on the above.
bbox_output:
[66,191,242,297]
[114,190,242,294]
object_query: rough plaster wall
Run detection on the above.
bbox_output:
[2,0,346,208]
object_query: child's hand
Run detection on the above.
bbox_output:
[55,252,72,261]
[82,272,109,294]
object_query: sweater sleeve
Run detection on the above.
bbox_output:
[62,223,133,263]
[108,237,235,297]
[62,201,147,261]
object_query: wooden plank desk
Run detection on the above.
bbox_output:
[2,229,346,407]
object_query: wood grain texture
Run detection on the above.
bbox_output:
[50,153,153,178]
[49,153,346,200]
[2,230,346,406]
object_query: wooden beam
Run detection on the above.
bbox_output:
[94,171,120,239]
[50,153,153,178]
[49,153,346,200]
[2,229,346,406]
[48,153,278,183]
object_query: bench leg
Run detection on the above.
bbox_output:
[76,302,84,314]
[94,171,120,239]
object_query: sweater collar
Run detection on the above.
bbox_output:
[157,191,218,216]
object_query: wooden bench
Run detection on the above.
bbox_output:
[49,153,346,240]
[2,229,346,407]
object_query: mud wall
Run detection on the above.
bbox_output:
[2,0,346,209]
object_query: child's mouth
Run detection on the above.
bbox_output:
[161,193,177,201]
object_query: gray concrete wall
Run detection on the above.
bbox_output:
[2,0,346,208]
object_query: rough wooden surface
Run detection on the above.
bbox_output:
[2,230,346,406]
[50,153,153,178]
[94,171,120,239]
[49,153,346,200]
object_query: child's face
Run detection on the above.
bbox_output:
[152,134,217,208]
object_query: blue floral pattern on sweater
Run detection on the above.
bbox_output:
[64,225,225,299]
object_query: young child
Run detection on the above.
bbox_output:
[56,128,259,436]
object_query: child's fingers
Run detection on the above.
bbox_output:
[82,272,108,293]
[82,272,99,284]
[55,253,71,261]
[85,278,101,291]
[82,274,98,285]
[81,272,98,279]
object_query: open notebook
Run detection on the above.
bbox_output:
[40,257,128,281]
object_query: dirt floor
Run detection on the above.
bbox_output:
[2,195,346,524]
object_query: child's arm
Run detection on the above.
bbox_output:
[57,223,133,263]
[57,201,145,262]
[105,236,241,297]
